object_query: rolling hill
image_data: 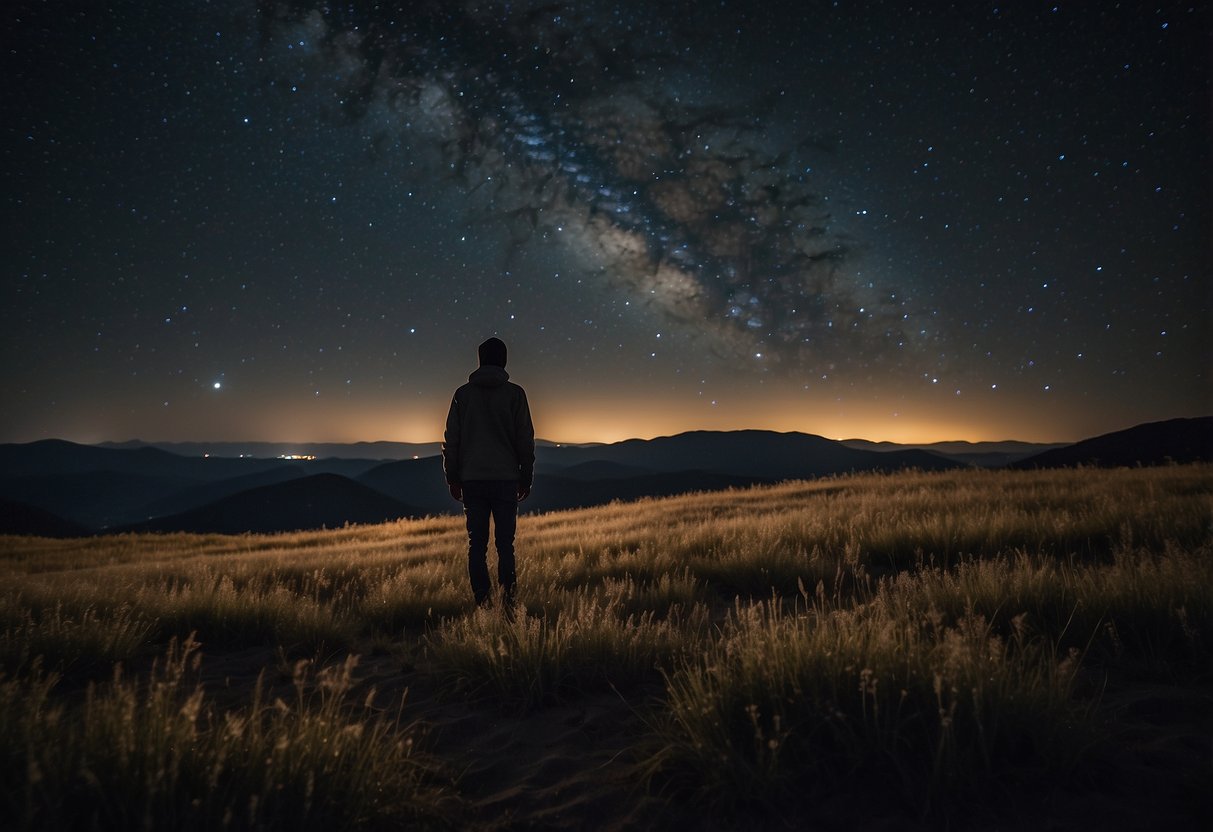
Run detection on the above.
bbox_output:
[117,473,416,535]
[2,419,1207,535]
[533,429,959,479]
[357,430,962,517]
[839,438,1065,467]
[1013,416,1213,469]
[0,499,91,538]
[0,469,197,528]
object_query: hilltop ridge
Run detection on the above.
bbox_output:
[1,417,1207,536]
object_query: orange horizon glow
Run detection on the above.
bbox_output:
[515,397,1113,446]
[166,412,1123,447]
[8,383,1200,448]
[24,416,1179,448]
[25,412,1088,447]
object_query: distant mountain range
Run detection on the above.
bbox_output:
[119,473,417,535]
[1,417,1208,536]
[838,438,1066,467]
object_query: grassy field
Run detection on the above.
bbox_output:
[2,465,1210,829]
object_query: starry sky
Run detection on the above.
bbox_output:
[4,0,1209,445]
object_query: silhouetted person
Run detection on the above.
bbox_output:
[442,337,535,607]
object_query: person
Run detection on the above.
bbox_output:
[442,337,535,608]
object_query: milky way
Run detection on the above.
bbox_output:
[259,0,912,373]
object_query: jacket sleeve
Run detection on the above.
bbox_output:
[515,389,536,488]
[441,394,461,484]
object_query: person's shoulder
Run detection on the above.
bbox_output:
[507,380,529,395]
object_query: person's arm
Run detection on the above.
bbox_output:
[442,394,463,501]
[515,389,535,501]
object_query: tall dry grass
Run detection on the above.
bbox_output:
[648,581,1093,818]
[0,464,1208,825]
[0,637,459,830]
[425,586,710,709]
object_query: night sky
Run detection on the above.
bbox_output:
[4,1,1209,445]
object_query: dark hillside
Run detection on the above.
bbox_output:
[1013,417,1213,469]
[0,470,197,528]
[0,439,287,481]
[120,474,415,534]
[538,430,959,479]
[358,457,451,511]
[525,470,771,513]
[0,499,91,538]
[135,464,308,521]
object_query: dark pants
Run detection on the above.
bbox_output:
[462,480,518,604]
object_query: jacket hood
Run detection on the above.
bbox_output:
[469,365,510,387]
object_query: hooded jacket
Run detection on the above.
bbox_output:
[442,366,535,487]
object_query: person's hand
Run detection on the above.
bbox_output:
[449,483,463,502]
[517,483,531,502]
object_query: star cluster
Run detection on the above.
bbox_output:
[2,0,1208,443]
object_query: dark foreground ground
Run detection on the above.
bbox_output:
[189,635,1211,831]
